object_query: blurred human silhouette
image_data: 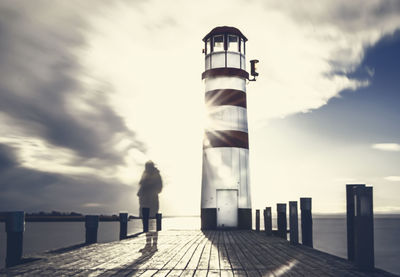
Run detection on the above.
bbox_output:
[137,160,163,218]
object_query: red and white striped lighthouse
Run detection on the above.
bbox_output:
[201,26,257,230]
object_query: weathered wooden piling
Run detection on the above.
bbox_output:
[346,184,365,261]
[354,186,374,271]
[5,211,25,268]
[255,209,260,232]
[85,215,99,244]
[156,213,162,231]
[119,213,128,240]
[300,197,313,247]
[289,201,299,245]
[264,207,272,236]
[277,203,287,239]
[142,208,150,232]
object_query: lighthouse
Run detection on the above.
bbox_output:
[201,26,258,230]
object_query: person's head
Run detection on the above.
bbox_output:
[145,160,155,171]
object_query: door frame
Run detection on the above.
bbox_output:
[216,189,239,228]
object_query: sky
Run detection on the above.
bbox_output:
[0,0,399,216]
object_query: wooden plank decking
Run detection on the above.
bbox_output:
[0,230,397,277]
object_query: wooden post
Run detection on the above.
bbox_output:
[156,213,162,231]
[255,209,260,232]
[276,203,287,239]
[85,215,99,244]
[354,186,374,271]
[119,212,128,240]
[346,184,365,261]
[264,207,272,236]
[5,211,25,268]
[142,207,150,232]
[300,198,313,247]
[289,201,299,245]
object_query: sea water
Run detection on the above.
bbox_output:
[0,216,399,275]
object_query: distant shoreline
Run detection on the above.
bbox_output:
[0,213,399,222]
[0,214,141,222]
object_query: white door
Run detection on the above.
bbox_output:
[216,189,238,228]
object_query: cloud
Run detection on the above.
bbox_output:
[365,66,375,77]
[82,203,104,208]
[246,0,400,122]
[374,206,400,213]
[0,1,145,173]
[0,144,17,170]
[384,176,400,182]
[0,1,149,214]
[0,143,138,213]
[1,0,400,214]
[372,143,400,152]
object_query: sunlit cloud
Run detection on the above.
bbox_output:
[82,203,104,208]
[0,136,95,175]
[375,206,400,213]
[372,143,400,152]
[1,0,400,214]
[384,176,400,182]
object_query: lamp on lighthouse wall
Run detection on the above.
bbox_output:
[250,59,259,81]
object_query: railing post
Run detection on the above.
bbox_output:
[119,212,128,240]
[289,201,298,245]
[300,197,313,247]
[85,215,99,244]
[142,207,150,232]
[354,186,374,271]
[255,209,260,232]
[277,203,287,239]
[346,184,365,261]
[156,213,162,231]
[264,207,272,236]
[5,211,25,268]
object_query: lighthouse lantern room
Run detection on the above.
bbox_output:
[201,26,256,230]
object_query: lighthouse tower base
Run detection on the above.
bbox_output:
[201,208,252,230]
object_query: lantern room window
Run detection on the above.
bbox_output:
[228,35,239,52]
[213,35,224,52]
[206,38,211,54]
[240,38,245,54]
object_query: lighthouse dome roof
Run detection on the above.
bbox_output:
[203,26,247,42]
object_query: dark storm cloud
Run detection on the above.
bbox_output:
[0,144,17,170]
[0,1,145,212]
[0,1,145,167]
[0,143,138,213]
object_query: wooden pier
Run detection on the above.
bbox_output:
[0,230,397,277]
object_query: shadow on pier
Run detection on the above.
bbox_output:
[201,230,398,277]
[1,230,398,276]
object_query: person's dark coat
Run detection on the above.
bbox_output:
[137,161,162,217]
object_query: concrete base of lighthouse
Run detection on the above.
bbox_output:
[201,208,217,230]
[201,208,252,230]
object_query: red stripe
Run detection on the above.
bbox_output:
[204,130,248,149]
[202,68,249,80]
[205,89,246,108]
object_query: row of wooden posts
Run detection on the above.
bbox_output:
[3,208,161,268]
[2,184,375,271]
[253,185,375,272]
[254,197,313,247]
